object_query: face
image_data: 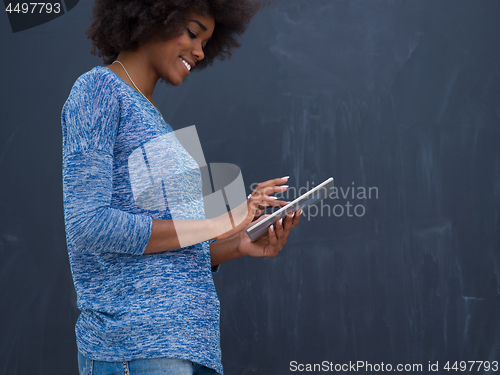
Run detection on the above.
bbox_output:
[146,12,215,86]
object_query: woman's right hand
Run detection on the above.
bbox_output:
[214,176,290,240]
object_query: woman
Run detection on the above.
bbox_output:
[61,0,300,374]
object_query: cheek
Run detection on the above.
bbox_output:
[170,35,183,44]
[172,34,192,50]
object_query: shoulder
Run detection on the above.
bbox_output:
[69,66,123,99]
[63,67,126,118]
[62,67,125,153]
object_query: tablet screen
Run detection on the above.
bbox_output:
[246,177,334,242]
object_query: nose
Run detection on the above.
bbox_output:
[192,42,205,62]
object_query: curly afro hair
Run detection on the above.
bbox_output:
[86,0,268,70]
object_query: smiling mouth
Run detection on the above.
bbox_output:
[180,57,192,71]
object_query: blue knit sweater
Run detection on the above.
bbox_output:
[61,66,222,374]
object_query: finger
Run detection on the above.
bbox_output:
[258,195,281,205]
[283,212,295,231]
[271,200,289,208]
[275,218,286,249]
[267,224,279,256]
[248,192,283,201]
[258,187,288,205]
[291,209,302,228]
[280,213,294,244]
[250,178,290,199]
[253,176,289,191]
[252,195,289,207]
[254,200,277,214]
[254,200,289,213]
[248,195,280,212]
[276,217,284,238]
[248,200,286,222]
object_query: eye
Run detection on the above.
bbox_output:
[187,27,207,50]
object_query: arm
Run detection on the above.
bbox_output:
[143,218,211,254]
[63,71,157,256]
[209,210,302,267]
[64,145,287,255]
[144,177,291,254]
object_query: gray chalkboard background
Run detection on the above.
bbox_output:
[1,0,499,374]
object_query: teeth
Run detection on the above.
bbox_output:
[181,58,191,71]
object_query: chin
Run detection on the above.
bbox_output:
[168,77,184,86]
[161,74,185,87]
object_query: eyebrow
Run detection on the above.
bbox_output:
[189,19,207,31]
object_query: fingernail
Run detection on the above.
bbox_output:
[282,176,290,180]
[247,194,252,199]
[270,225,274,232]
[279,218,283,225]
[270,196,278,200]
[281,185,289,189]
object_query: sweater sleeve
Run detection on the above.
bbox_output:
[61,70,152,256]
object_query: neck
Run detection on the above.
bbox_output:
[107,49,159,103]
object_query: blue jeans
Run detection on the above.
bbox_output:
[78,351,220,375]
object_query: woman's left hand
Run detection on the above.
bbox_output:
[238,210,301,257]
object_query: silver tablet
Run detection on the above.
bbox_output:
[246,177,334,242]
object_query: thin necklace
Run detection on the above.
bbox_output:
[112,60,162,121]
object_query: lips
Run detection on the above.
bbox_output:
[180,57,192,72]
